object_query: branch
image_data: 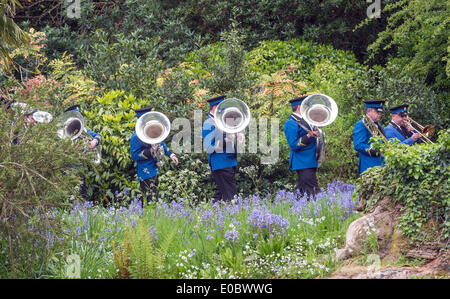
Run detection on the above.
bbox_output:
[0,161,56,186]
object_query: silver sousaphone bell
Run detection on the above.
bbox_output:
[135,111,171,164]
[9,102,53,123]
[300,94,338,167]
[300,94,338,127]
[57,110,85,140]
[213,98,251,134]
[10,102,32,114]
[32,111,53,123]
[135,111,171,144]
[57,110,101,165]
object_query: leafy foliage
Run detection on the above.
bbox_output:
[0,103,84,277]
[78,29,162,99]
[364,0,449,125]
[158,154,214,204]
[82,90,147,201]
[354,129,450,241]
[0,0,30,71]
[116,220,176,279]
[185,24,253,100]
[1,30,98,113]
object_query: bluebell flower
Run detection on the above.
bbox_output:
[225,229,239,243]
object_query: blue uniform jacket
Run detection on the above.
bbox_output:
[283,114,318,170]
[353,118,384,174]
[85,128,101,143]
[384,123,415,145]
[130,132,172,181]
[202,114,237,172]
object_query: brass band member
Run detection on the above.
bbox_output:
[202,95,245,202]
[130,106,178,202]
[284,96,320,198]
[353,99,386,175]
[384,104,422,145]
[63,105,102,200]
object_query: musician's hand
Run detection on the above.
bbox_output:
[368,148,380,157]
[412,133,421,142]
[307,131,320,138]
[406,125,415,132]
[89,139,98,149]
[171,155,179,166]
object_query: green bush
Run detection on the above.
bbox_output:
[354,129,450,241]
[83,90,147,202]
[366,0,449,93]
[78,29,162,99]
[158,154,214,204]
[0,105,83,278]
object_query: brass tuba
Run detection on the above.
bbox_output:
[213,98,251,134]
[300,94,339,167]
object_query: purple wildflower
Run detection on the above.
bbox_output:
[225,229,239,243]
[248,208,290,236]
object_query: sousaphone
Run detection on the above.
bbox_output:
[135,111,171,162]
[300,94,338,167]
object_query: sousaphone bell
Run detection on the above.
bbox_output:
[213,98,251,134]
[57,110,85,140]
[135,111,171,144]
[57,110,101,165]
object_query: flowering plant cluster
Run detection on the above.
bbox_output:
[248,208,290,238]
[0,180,361,279]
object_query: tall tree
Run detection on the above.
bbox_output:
[367,0,449,93]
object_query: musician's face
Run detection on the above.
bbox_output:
[367,109,382,122]
[392,113,408,126]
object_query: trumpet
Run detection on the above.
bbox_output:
[404,117,435,144]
